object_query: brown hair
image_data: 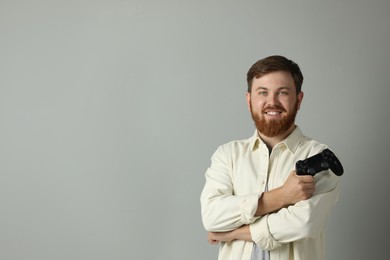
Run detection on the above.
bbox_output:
[246,55,304,93]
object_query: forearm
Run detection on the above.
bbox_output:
[255,171,315,216]
[255,187,286,216]
[232,225,252,241]
[208,225,252,244]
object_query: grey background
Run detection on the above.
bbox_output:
[1,0,389,259]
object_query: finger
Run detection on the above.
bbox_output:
[208,239,219,244]
[304,185,316,196]
[299,175,314,183]
[302,183,315,191]
[291,171,313,182]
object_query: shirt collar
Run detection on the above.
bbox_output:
[249,126,305,154]
[281,126,305,154]
[249,130,261,151]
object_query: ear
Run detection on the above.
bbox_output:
[245,92,251,112]
[297,91,304,110]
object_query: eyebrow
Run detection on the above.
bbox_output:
[254,86,291,91]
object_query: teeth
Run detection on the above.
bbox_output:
[266,111,281,115]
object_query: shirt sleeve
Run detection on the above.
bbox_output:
[201,145,261,232]
[250,171,340,249]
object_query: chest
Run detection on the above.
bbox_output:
[231,147,296,195]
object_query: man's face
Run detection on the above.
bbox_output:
[246,71,303,137]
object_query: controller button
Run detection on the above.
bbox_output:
[321,162,329,169]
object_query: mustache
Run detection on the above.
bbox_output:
[262,105,286,113]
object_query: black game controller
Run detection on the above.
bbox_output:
[295,148,344,176]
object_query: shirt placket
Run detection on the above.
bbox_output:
[259,144,270,192]
[268,146,281,190]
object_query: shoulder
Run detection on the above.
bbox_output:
[217,135,253,152]
[299,137,328,156]
[291,132,332,163]
[287,127,329,157]
[211,135,254,160]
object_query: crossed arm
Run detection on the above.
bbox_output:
[207,171,316,244]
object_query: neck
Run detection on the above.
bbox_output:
[258,124,296,149]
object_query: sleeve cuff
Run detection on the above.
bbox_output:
[250,215,282,250]
[240,192,261,224]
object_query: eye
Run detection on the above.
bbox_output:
[258,91,268,96]
[278,91,289,96]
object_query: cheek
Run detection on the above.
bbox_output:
[251,101,264,113]
[251,97,266,107]
[282,97,298,110]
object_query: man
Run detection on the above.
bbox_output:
[200,55,340,260]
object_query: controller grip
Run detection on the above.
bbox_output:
[295,148,344,176]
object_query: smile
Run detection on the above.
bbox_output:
[265,111,282,116]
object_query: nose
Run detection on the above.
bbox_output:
[267,92,279,106]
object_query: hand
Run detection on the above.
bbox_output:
[280,171,315,205]
[208,231,234,244]
[208,226,252,244]
[207,231,234,245]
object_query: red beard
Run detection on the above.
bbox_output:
[250,102,298,137]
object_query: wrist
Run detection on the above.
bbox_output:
[233,225,251,241]
[256,188,286,216]
[274,186,290,208]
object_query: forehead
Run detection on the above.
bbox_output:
[252,71,295,90]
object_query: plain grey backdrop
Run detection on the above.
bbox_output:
[1,0,389,259]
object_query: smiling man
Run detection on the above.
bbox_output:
[201,55,340,260]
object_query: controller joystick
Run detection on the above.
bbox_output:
[295,148,344,176]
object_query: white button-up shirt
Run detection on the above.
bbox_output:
[201,127,340,260]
